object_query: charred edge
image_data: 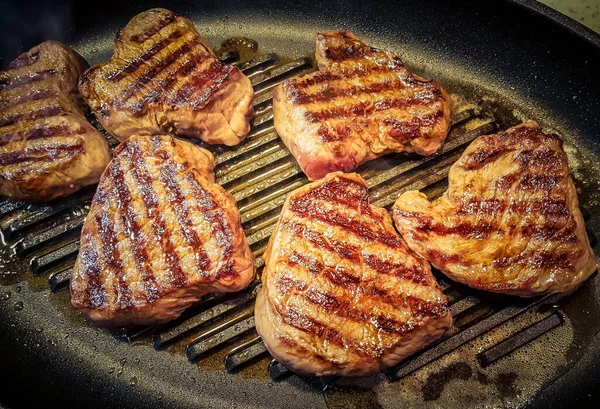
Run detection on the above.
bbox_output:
[94,192,133,309]
[169,60,233,108]
[0,105,64,129]
[129,11,178,43]
[0,142,83,166]
[108,30,186,81]
[9,50,41,69]
[305,94,441,123]
[0,69,59,91]
[156,141,208,281]
[289,201,402,248]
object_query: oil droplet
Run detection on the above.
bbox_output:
[13,301,23,311]
[1,291,11,301]
[129,377,138,386]
[120,358,127,366]
[108,368,115,374]
[116,370,123,378]
[91,48,99,54]
[15,286,21,293]
[36,327,43,333]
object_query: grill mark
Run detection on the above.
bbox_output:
[155,145,209,280]
[516,148,563,170]
[323,43,368,62]
[0,88,56,110]
[0,105,64,128]
[118,39,199,108]
[290,79,439,105]
[130,11,178,43]
[0,124,79,147]
[281,306,351,351]
[108,160,160,302]
[284,220,360,262]
[9,50,40,69]
[317,124,352,143]
[93,190,133,309]
[0,142,83,166]
[519,175,562,191]
[127,142,188,299]
[289,200,402,248]
[362,254,427,284]
[170,60,232,108]
[288,65,395,90]
[79,245,106,309]
[107,29,186,81]
[292,176,371,213]
[493,250,575,270]
[305,94,440,123]
[0,69,59,91]
[384,111,443,141]
[414,218,497,240]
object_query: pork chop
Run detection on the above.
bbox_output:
[393,121,599,296]
[255,172,452,376]
[79,8,254,146]
[0,41,111,202]
[273,31,452,181]
[70,134,255,326]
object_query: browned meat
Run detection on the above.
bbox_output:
[70,134,255,326]
[255,172,452,376]
[273,31,452,181]
[393,121,599,296]
[0,41,111,202]
[79,8,254,146]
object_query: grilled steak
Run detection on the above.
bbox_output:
[0,41,111,202]
[255,172,452,376]
[273,31,452,181]
[79,8,254,146]
[70,134,255,326]
[393,121,599,296]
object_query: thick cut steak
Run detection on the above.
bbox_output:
[393,121,599,296]
[273,31,452,181]
[0,41,111,202]
[255,172,452,376]
[70,134,255,326]
[79,8,254,146]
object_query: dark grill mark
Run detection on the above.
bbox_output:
[108,29,186,81]
[0,142,83,166]
[79,245,106,309]
[94,190,133,309]
[169,60,232,108]
[289,200,403,248]
[118,39,200,108]
[130,11,178,43]
[0,124,77,147]
[288,65,394,90]
[519,175,562,191]
[285,220,360,262]
[516,148,563,170]
[156,147,209,280]
[363,254,427,283]
[0,88,56,110]
[0,105,64,128]
[0,69,59,91]
[9,50,40,69]
[305,94,439,123]
[415,218,497,240]
[384,111,443,141]
[292,176,371,213]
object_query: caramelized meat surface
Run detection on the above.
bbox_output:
[80,8,254,146]
[0,41,110,202]
[393,121,598,296]
[273,31,452,181]
[255,172,451,376]
[70,134,255,326]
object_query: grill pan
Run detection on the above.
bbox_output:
[1,0,600,408]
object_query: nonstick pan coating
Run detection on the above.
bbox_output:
[0,0,599,408]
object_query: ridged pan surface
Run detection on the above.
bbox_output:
[0,0,599,408]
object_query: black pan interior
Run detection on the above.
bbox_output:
[0,0,599,408]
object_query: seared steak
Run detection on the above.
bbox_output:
[255,172,452,376]
[273,31,452,181]
[393,121,599,296]
[0,41,111,202]
[79,8,254,146]
[70,134,255,326]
